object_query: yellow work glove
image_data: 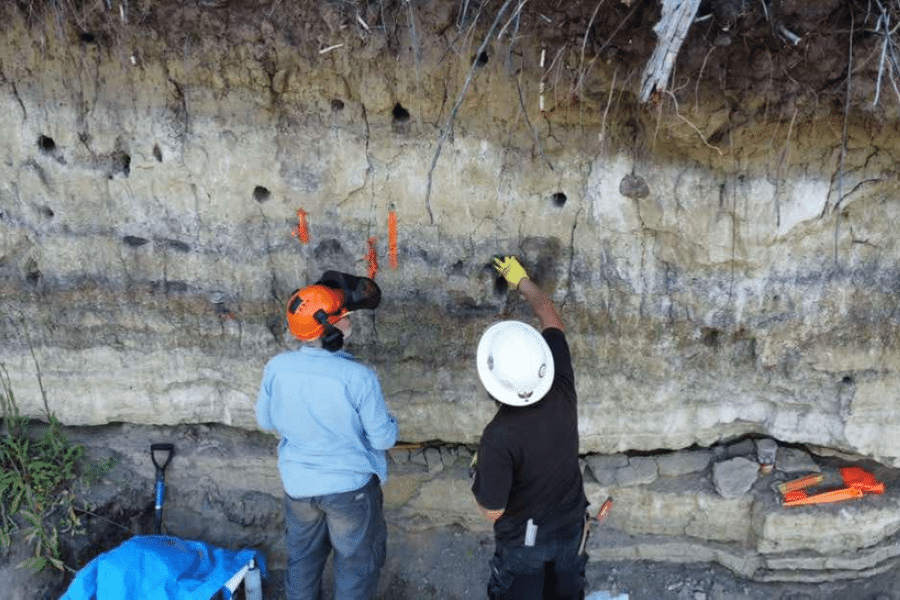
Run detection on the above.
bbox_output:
[493,255,529,289]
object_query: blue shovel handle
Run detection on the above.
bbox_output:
[151,443,174,534]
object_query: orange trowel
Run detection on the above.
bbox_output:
[781,467,884,507]
[841,466,885,494]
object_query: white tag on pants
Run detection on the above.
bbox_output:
[524,518,537,547]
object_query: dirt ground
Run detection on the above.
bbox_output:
[266,526,900,600]
[14,529,900,600]
[261,526,900,600]
[4,423,897,600]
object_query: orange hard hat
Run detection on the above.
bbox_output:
[286,285,347,341]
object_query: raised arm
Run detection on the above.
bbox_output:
[493,256,564,331]
[517,277,564,331]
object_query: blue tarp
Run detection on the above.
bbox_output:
[60,535,267,600]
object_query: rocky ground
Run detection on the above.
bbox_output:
[1,423,897,600]
[260,526,900,600]
[11,525,900,600]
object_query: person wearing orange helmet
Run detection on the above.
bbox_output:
[471,256,589,600]
[257,271,398,600]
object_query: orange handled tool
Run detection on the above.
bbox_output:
[596,497,613,524]
[783,486,864,506]
[778,474,824,496]
[841,467,885,494]
[782,467,884,507]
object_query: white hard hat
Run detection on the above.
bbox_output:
[476,321,554,406]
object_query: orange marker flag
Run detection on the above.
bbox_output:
[291,209,310,244]
[388,209,398,270]
[366,237,378,279]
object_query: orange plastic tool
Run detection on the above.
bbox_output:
[596,498,613,524]
[781,467,884,507]
[783,486,864,506]
[783,489,810,503]
[841,467,885,494]
[778,474,824,496]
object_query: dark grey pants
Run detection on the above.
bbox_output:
[284,476,386,600]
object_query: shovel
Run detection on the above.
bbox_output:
[151,443,175,534]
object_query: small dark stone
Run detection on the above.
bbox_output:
[619,174,650,199]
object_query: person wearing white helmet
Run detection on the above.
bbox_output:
[471,256,589,600]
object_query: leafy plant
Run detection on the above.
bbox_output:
[0,364,114,572]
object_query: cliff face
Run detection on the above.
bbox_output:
[1,0,900,464]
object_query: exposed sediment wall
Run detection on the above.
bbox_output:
[3,0,900,582]
[0,0,900,482]
[3,0,900,464]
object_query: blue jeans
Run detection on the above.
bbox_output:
[487,519,588,600]
[284,475,387,600]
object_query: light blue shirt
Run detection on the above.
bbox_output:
[257,347,398,497]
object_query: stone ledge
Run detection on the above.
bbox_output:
[57,424,900,582]
[586,530,763,580]
[589,530,900,583]
[753,558,900,583]
[762,527,900,573]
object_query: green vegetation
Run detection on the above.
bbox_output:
[0,365,114,572]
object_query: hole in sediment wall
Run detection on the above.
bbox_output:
[252,186,271,203]
[701,327,721,347]
[79,32,96,43]
[313,238,345,260]
[493,275,508,296]
[152,144,163,162]
[108,150,131,179]
[392,103,410,123]
[552,192,568,207]
[38,135,56,153]
[475,51,488,67]
[123,235,150,247]
[162,238,190,253]
[483,262,508,296]
[330,99,345,111]
[23,257,41,285]
[161,280,188,294]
